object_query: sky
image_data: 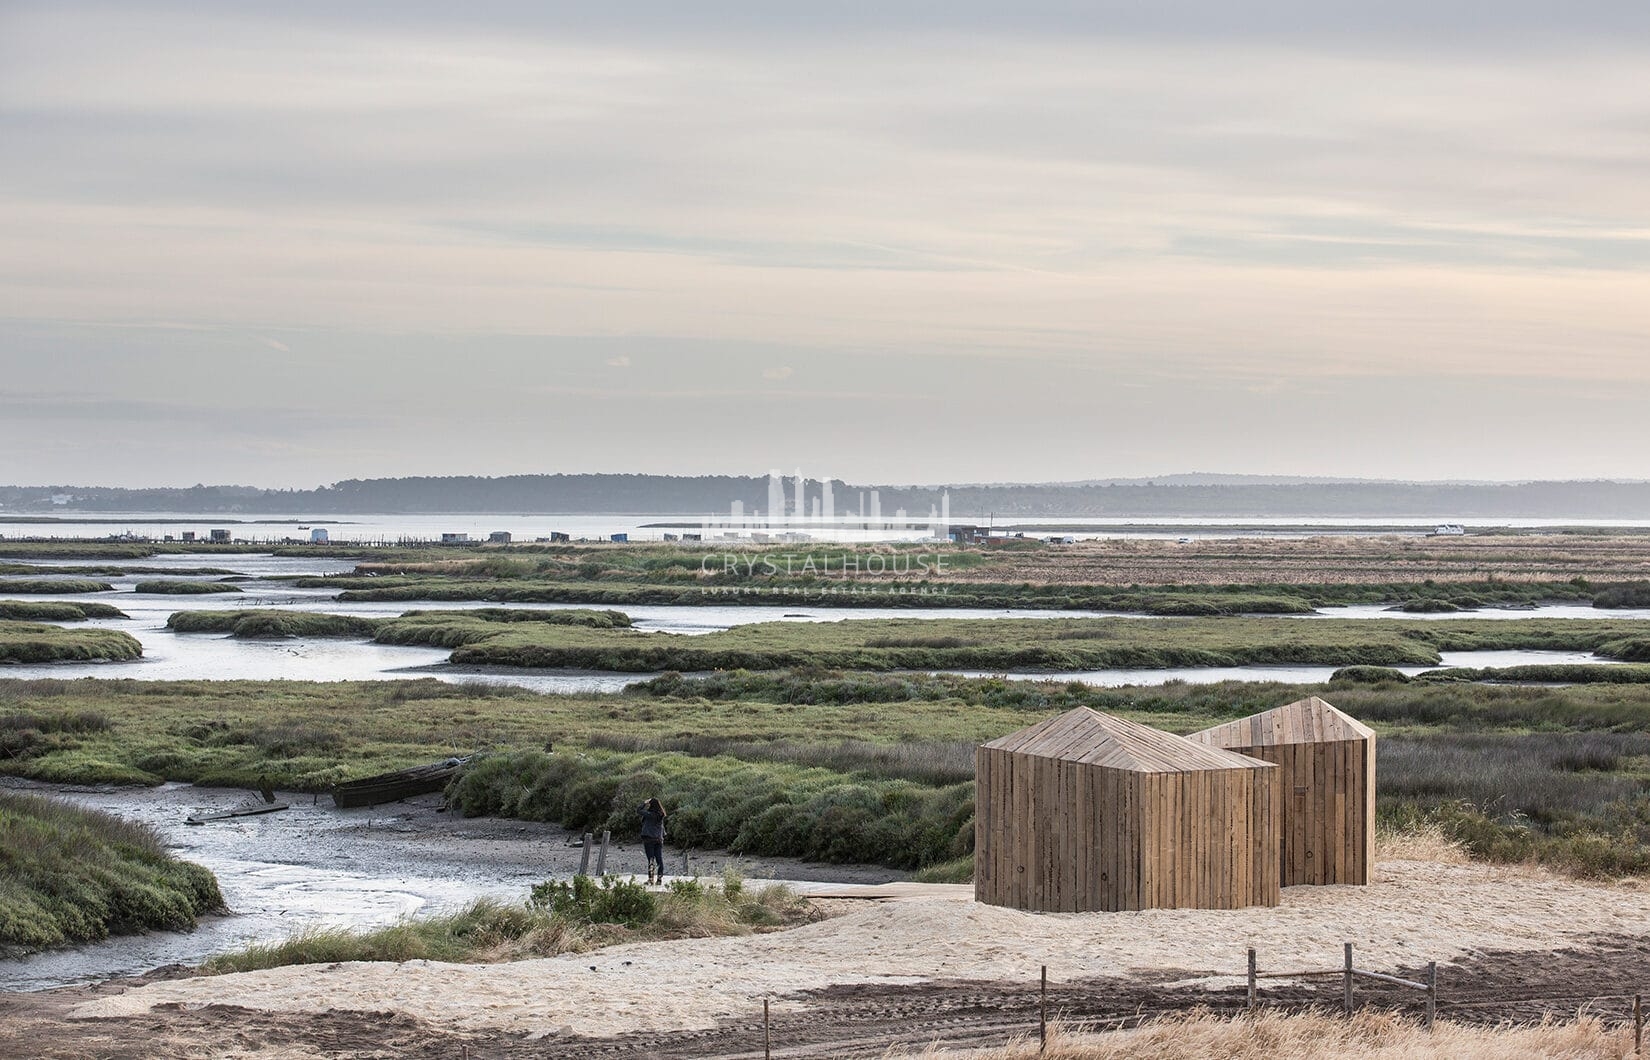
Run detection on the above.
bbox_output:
[2,2,1648,488]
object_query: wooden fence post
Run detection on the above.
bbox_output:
[1247,948,1257,1012]
[1634,993,1642,1055]
[595,830,611,875]
[1424,962,1436,1032]
[764,997,771,1060]
[1343,943,1354,1016]
[1040,965,1048,1052]
[578,833,593,876]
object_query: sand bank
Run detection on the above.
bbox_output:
[74,859,1650,1039]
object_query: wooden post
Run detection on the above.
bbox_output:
[1634,993,1642,1054]
[1425,962,1437,1032]
[1247,948,1257,1011]
[578,832,593,876]
[764,997,771,1060]
[1040,965,1048,1052]
[1343,943,1353,1016]
[595,830,611,876]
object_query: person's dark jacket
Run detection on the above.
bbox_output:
[639,804,666,841]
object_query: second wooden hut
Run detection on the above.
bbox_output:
[1189,696,1375,886]
[975,707,1280,912]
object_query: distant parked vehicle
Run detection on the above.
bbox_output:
[1432,524,1466,536]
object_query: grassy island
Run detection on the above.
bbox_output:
[0,600,128,621]
[0,790,223,953]
[133,580,244,595]
[0,578,114,595]
[0,622,142,663]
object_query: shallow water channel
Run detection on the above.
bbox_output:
[0,779,900,993]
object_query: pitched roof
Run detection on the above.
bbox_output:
[982,707,1275,773]
[1188,696,1375,749]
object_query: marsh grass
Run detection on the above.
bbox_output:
[1379,733,1650,823]
[435,615,1650,673]
[0,790,223,952]
[8,673,1650,874]
[449,750,975,869]
[586,732,977,786]
[164,608,631,646]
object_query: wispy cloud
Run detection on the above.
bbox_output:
[2,4,1648,483]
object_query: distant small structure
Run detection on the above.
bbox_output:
[1189,696,1376,886]
[209,529,231,543]
[662,532,679,542]
[609,532,629,543]
[310,527,329,544]
[975,707,1280,912]
[948,524,988,544]
[440,532,470,544]
[681,533,702,542]
[181,531,196,542]
[487,531,511,544]
[549,531,571,543]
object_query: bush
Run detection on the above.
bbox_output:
[529,874,657,927]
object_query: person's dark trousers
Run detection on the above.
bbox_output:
[643,838,664,882]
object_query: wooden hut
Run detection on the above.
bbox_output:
[975,708,1280,913]
[1189,696,1375,887]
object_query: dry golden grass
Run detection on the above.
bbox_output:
[897,1010,1632,1059]
[1375,822,1470,866]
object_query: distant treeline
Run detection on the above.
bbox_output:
[4,476,1650,518]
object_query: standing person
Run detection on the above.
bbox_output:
[638,797,667,885]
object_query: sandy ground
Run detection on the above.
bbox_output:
[69,858,1650,1041]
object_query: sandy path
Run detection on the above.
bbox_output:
[74,860,1650,1040]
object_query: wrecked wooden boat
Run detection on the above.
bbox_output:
[330,756,470,809]
[186,801,290,825]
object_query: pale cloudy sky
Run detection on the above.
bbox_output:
[2,2,1648,487]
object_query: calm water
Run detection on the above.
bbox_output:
[10,510,1650,544]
